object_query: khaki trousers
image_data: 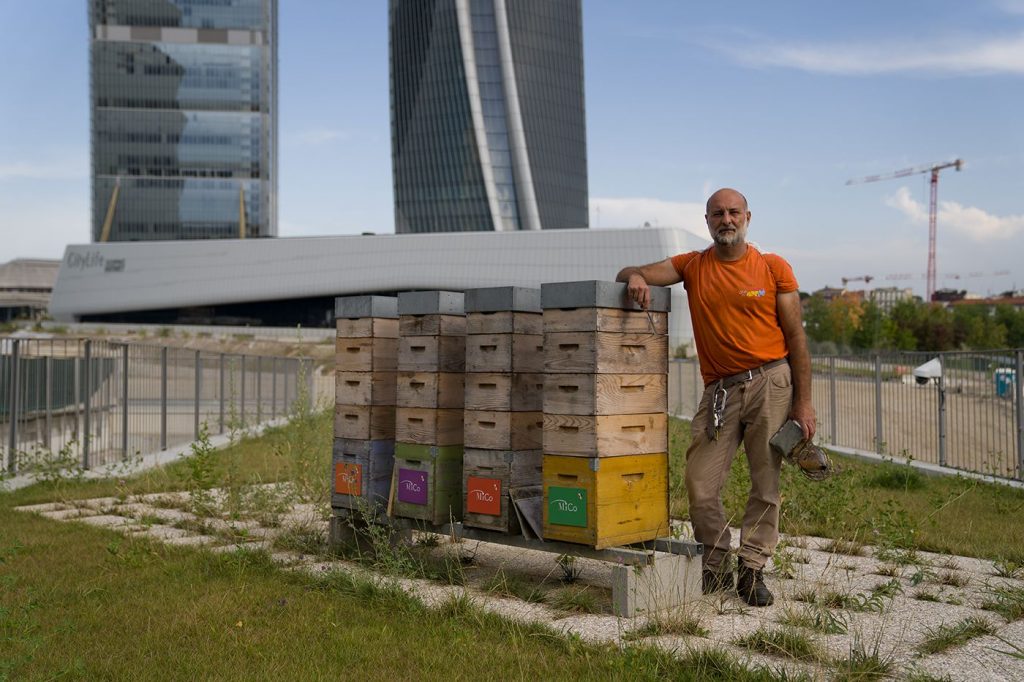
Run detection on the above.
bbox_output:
[685,361,793,571]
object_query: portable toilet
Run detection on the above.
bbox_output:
[994,368,1016,399]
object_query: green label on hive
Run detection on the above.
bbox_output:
[548,487,587,527]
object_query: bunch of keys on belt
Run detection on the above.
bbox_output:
[708,383,728,440]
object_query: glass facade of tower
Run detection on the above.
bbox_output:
[390,0,588,233]
[89,0,277,242]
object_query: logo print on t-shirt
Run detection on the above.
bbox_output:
[738,289,766,298]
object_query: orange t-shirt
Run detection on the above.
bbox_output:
[671,245,798,385]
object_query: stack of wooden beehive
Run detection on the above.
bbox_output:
[540,281,671,549]
[461,287,544,534]
[332,296,398,513]
[392,291,466,524]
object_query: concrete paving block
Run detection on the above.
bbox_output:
[207,542,266,554]
[464,287,541,313]
[76,514,139,529]
[76,497,123,510]
[335,295,398,320]
[611,550,702,618]
[398,290,465,316]
[163,534,221,547]
[13,502,70,514]
[40,508,99,521]
[541,280,671,312]
[129,525,194,541]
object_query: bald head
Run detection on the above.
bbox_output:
[706,188,748,213]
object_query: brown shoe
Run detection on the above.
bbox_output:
[737,564,774,606]
[701,568,734,595]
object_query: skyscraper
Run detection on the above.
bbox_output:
[390,0,588,233]
[89,0,277,242]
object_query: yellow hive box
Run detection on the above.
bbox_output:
[542,452,669,549]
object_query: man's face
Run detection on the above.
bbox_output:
[705,192,750,247]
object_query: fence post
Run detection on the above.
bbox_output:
[271,356,277,419]
[284,358,292,414]
[122,344,129,460]
[160,346,168,451]
[306,359,314,412]
[256,356,262,424]
[874,353,883,453]
[6,339,20,474]
[240,355,247,427]
[1016,349,1023,480]
[829,356,837,445]
[82,340,92,469]
[219,352,225,434]
[194,350,201,440]
[937,354,947,468]
[44,355,53,451]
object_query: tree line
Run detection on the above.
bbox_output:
[802,295,1024,353]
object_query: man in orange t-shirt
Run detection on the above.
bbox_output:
[616,188,816,607]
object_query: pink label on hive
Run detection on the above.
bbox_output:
[398,468,428,505]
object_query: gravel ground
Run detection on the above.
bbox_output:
[15,493,1024,681]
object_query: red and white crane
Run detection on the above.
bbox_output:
[847,159,964,302]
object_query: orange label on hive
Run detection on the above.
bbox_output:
[335,462,362,496]
[466,476,501,516]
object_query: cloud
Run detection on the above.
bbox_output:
[285,128,351,147]
[885,186,1024,240]
[711,31,1024,76]
[590,196,706,235]
[995,0,1024,15]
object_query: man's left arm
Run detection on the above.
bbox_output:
[777,291,816,440]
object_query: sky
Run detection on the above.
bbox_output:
[0,0,1022,298]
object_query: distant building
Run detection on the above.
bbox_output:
[812,286,847,303]
[0,259,60,321]
[869,286,914,313]
[389,0,588,233]
[950,295,1024,311]
[89,0,277,242]
[932,288,967,304]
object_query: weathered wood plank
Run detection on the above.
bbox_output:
[463,372,543,412]
[542,413,668,456]
[465,334,543,373]
[544,332,667,374]
[335,337,398,372]
[543,308,668,335]
[334,404,396,440]
[396,371,464,409]
[397,336,466,372]
[463,409,543,450]
[543,374,666,415]
[395,407,464,446]
[335,371,397,406]
[336,317,399,339]
[466,311,543,335]
[399,314,467,337]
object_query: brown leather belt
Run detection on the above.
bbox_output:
[718,358,789,389]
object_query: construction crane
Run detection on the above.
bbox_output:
[847,158,964,302]
[841,275,874,287]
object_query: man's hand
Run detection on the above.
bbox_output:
[790,400,817,441]
[615,259,682,310]
[626,273,651,310]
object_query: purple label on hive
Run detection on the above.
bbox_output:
[398,468,428,505]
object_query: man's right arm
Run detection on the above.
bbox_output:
[615,258,682,310]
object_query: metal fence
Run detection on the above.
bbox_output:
[1,337,319,474]
[669,349,1024,481]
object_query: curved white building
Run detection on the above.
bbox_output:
[49,226,709,346]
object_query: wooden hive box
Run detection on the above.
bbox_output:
[544,332,667,375]
[336,317,399,339]
[397,335,466,373]
[463,410,543,450]
[465,334,544,373]
[399,314,466,337]
[462,448,542,533]
[466,311,542,335]
[334,405,396,440]
[395,407,463,445]
[463,372,543,412]
[392,443,464,524]
[543,373,667,416]
[542,412,667,457]
[336,371,397,407]
[331,438,394,511]
[396,371,464,409]
[336,337,399,373]
[542,452,669,549]
[465,286,542,335]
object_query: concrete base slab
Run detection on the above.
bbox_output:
[13,502,69,514]
[40,508,98,521]
[611,550,702,617]
[128,525,192,541]
[162,533,220,547]
[76,515,140,529]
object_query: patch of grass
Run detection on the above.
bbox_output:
[993,557,1023,579]
[917,616,996,654]
[273,525,328,556]
[865,460,926,491]
[832,634,895,681]
[623,611,709,641]
[777,604,848,635]
[936,570,969,587]
[873,563,902,577]
[733,626,821,662]
[483,568,547,604]
[980,584,1024,622]
[913,589,941,602]
[821,538,865,557]
[549,584,601,614]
